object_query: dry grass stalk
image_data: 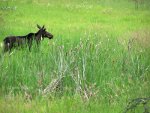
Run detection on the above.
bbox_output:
[42,76,64,95]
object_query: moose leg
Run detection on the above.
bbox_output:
[28,40,32,51]
[36,39,40,46]
[4,42,12,53]
[36,40,41,51]
[8,43,13,53]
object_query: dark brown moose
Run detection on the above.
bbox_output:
[3,25,53,52]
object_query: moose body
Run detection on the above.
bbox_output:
[3,25,53,52]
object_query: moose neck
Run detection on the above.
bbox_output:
[35,30,43,39]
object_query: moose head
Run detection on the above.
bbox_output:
[37,24,53,39]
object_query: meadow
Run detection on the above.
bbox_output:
[0,0,150,112]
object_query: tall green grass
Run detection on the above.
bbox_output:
[0,0,150,112]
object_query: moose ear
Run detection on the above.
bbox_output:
[37,24,41,29]
[42,25,45,29]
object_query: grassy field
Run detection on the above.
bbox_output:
[0,0,150,113]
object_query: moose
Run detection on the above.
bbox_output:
[3,25,53,52]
